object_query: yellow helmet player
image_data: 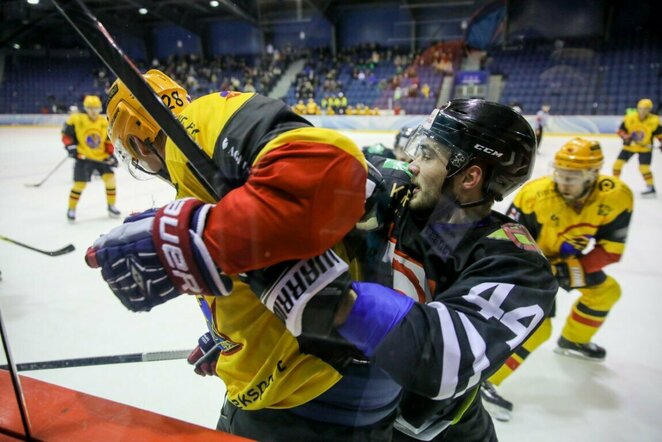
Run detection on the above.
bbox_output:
[105,69,188,176]
[553,137,604,202]
[83,95,102,119]
[637,98,653,120]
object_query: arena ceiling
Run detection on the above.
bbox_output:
[1,0,474,51]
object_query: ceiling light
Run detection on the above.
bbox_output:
[210,0,219,7]
[27,0,40,5]
[138,8,148,15]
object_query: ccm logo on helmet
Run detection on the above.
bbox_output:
[474,143,504,158]
[158,200,203,293]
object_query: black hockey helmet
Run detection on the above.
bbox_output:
[405,99,537,201]
[394,126,415,151]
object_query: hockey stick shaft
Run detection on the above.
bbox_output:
[0,235,75,257]
[52,0,220,200]
[25,156,69,187]
[0,350,191,372]
[0,306,33,439]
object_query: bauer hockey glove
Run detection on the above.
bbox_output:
[187,331,223,377]
[86,198,232,312]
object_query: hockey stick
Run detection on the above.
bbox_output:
[51,0,220,200]
[0,305,33,439]
[0,235,75,257]
[24,156,69,187]
[0,349,191,372]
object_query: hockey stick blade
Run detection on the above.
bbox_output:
[24,156,69,188]
[0,235,75,257]
[51,0,220,200]
[0,350,191,371]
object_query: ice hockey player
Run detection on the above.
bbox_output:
[393,126,415,161]
[533,104,550,147]
[483,138,633,422]
[87,70,404,440]
[361,126,416,161]
[62,94,119,221]
[209,100,558,440]
[612,98,662,196]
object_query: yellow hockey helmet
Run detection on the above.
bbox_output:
[637,98,653,109]
[554,138,604,171]
[83,95,102,109]
[106,69,188,161]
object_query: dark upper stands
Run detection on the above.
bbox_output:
[490,33,661,115]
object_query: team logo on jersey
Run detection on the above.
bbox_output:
[631,130,645,142]
[488,223,542,253]
[598,178,615,192]
[85,132,102,148]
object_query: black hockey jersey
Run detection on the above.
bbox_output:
[344,157,558,433]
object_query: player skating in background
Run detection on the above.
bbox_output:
[62,95,120,221]
[612,98,662,197]
[362,125,415,161]
[482,138,633,422]
[533,104,550,147]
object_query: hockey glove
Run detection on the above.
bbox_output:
[86,198,232,312]
[65,144,78,158]
[104,155,119,168]
[559,235,593,258]
[554,256,586,290]
[187,332,222,377]
[243,249,353,338]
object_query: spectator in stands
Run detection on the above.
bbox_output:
[612,98,662,197]
[305,98,320,115]
[293,99,306,115]
[421,83,431,99]
[338,92,348,113]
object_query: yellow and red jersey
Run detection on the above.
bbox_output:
[618,112,662,153]
[164,91,367,410]
[61,113,113,161]
[507,175,633,272]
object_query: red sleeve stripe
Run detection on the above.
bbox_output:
[579,245,621,273]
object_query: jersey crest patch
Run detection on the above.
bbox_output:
[488,223,543,254]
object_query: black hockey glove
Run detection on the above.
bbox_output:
[65,144,77,158]
[105,155,119,168]
[554,257,586,290]
[242,249,353,338]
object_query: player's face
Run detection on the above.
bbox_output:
[638,106,651,119]
[114,135,162,180]
[85,106,101,119]
[407,134,452,211]
[553,168,595,201]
